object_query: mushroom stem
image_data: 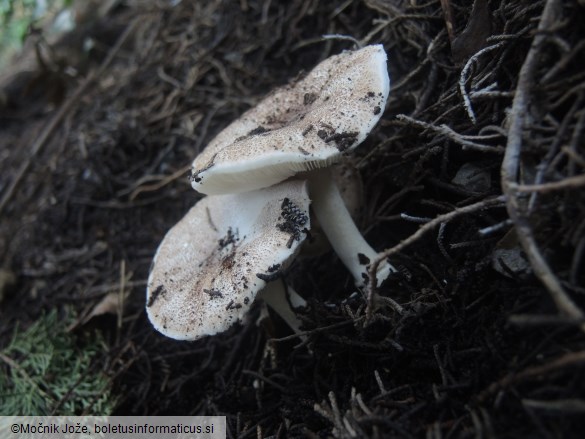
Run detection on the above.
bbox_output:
[258,280,306,334]
[307,168,395,287]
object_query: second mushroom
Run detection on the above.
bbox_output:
[146,180,311,340]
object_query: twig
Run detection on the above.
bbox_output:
[508,314,585,326]
[0,18,139,215]
[459,43,505,124]
[500,0,585,323]
[314,391,346,436]
[365,196,506,321]
[433,344,448,387]
[478,219,513,236]
[321,34,362,48]
[477,350,585,402]
[82,280,146,297]
[522,398,585,413]
[370,195,505,268]
[374,370,386,393]
[437,223,454,264]
[400,213,432,224]
[510,173,585,193]
[129,164,191,200]
[397,114,504,153]
[563,145,585,171]
[270,316,365,342]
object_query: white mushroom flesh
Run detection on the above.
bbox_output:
[146,180,311,340]
[307,168,395,287]
[300,161,364,257]
[191,45,390,195]
[257,280,307,335]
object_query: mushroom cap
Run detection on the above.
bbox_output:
[191,44,390,195]
[146,180,311,340]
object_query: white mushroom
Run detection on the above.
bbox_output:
[146,180,310,340]
[190,45,393,286]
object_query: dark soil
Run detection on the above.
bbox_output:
[2,0,585,437]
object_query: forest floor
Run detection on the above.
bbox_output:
[1,0,585,437]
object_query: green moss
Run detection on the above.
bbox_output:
[0,309,116,415]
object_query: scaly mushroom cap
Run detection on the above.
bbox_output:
[191,45,390,195]
[146,180,310,340]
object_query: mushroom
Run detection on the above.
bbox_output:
[190,45,393,286]
[146,180,310,340]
